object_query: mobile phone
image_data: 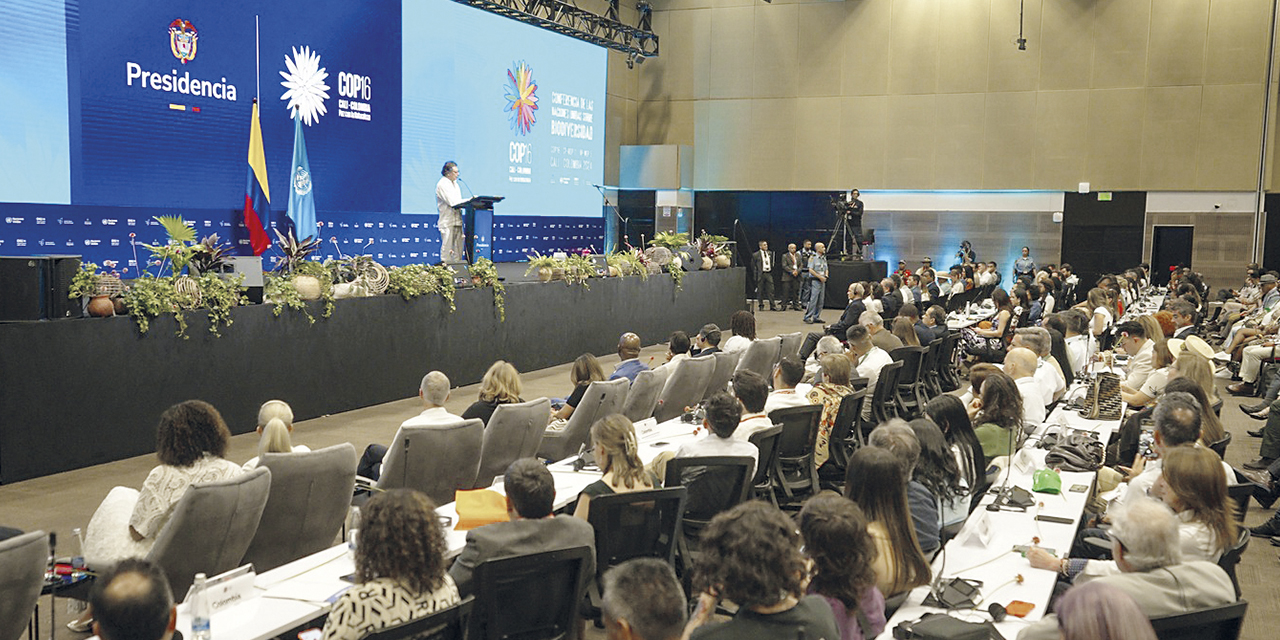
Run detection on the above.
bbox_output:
[1035,515,1073,525]
[1012,545,1055,556]
[1069,484,1088,493]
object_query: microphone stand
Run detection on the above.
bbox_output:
[986,425,1019,512]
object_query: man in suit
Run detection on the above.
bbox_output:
[1019,498,1236,640]
[798,240,814,307]
[691,323,722,356]
[879,278,902,319]
[1168,298,1198,339]
[609,333,649,383]
[450,458,597,597]
[780,243,801,310]
[752,240,778,311]
[799,283,866,359]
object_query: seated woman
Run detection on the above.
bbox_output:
[1074,287,1114,340]
[550,354,605,423]
[908,419,968,531]
[1120,340,1173,408]
[573,414,659,521]
[808,354,854,469]
[462,360,523,426]
[924,395,985,506]
[891,316,920,347]
[1054,581,1157,640]
[1168,348,1223,420]
[798,495,887,640]
[321,489,460,640]
[722,310,757,353]
[243,399,309,469]
[843,447,931,597]
[961,288,1014,362]
[969,372,1024,463]
[1152,445,1236,562]
[682,502,840,640]
[74,400,243,631]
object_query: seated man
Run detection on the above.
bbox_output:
[799,283,865,359]
[1012,327,1066,402]
[862,310,903,353]
[1018,498,1236,640]
[675,392,759,477]
[610,332,650,383]
[1003,348,1049,424]
[601,559,687,640]
[690,323,722,356]
[847,324,893,421]
[89,558,178,640]
[731,370,773,441]
[359,371,463,480]
[654,331,691,374]
[1114,321,1155,392]
[868,421,940,555]
[765,356,814,414]
[879,278,902,319]
[899,304,933,346]
[922,305,949,343]
[449,458,596,597]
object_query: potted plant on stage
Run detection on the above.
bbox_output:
[69,261,126,317]
[264,228,333,322]
[647,232,689,290]
[325,237,389,299]
[696,233,731,270]
[385,263,457,311]
[562,253,594,289]
[125,217,246,336]
[470,257,506,321]
[525,252,562,283]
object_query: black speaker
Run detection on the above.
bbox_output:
[0,256,48,321]
[42,254,82,319]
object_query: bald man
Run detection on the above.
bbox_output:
[1004,347,1049,424]
[609,332,649,384]
[90,559,177,640]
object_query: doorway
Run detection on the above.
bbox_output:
[1151,226,1194,287]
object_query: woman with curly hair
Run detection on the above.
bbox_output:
[462,360,524,426]
[682,502,839,640]
[573,414,658,521]
[798,495,887,640]
[970,372,1024,462]
[73,401,242,630]
[722,310,757,353]
[322,489,459,640]
[843,447,931,597]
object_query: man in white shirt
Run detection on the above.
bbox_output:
[435,161,465,262]
[359,371,463,479]
[653,330,691,375]
[675,392,759,477]
[848,325,893,420]
[731,370,774,442]
[765,356,813,415]
[1013,327,1065,402]
[1115,320,1155,392]
[1003,348,1049,424]
[1114,392,1233,509]
[1063,309,1092,375]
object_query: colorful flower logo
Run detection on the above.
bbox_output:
[504,61,538,136]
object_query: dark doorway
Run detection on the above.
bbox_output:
[1151,226,1194,287]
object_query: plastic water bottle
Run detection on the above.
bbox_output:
[191,573,211,640]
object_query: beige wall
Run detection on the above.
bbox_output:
[612,0,1277,192]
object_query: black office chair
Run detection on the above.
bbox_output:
[748,425,784,506]
[766,405,824,503]
[821,389,868,490]
[889,346,927,419]
[469,546,593,640]
[363,596,474,640]
[1148,599,1248,640]
[584,487,686,618]
[1217,527,1250,599]
[937,332,962,392]
[663,456,753,537]
[1208,432,1232,459]
[919,338,945,398]
[868,360,904,431]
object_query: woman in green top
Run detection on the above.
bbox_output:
[971,371,1023,463]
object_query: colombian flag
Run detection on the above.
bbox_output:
[241,100,271,255]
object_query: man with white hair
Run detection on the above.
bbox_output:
[1012,327,1065,401]
[1003,347,1049,424]
[1018,498,1235,640]
[861,310,903,353]
[848,325,893,421]
[358,371,464,479]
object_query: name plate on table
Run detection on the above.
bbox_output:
[958,512,993,549]
[182,564,257,612]
[1013,448,1035,475]
[634,417,658,435]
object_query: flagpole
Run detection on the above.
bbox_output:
[255,15,260,101]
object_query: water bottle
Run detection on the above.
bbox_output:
[191,573,212,640]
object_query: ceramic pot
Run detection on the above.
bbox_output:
[608,266,620,277]
[294,274,322,301]
[701,256,713,270]
[88,295,115,317]
[713,255,731,269]
[537,267,554,283]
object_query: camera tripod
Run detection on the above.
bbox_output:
[827,210,864,260]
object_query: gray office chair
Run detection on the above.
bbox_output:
[379,418,484,506]
[622,369,668,422]
[776,332,803,363]
[475,398,551,488]
[242,444,358,573]
[736,336,782,379]
[147,467,272,598]
[538,378,629,461]
[655,355,716,423]
[0,530,46,640]
[701,351,742,403]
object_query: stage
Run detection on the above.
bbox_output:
[0,266,745,483]
[824,260,889,309]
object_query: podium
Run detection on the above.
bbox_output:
[458,195,504,262]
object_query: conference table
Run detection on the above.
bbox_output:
[169,415,704,639]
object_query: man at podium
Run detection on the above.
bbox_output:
[436,161,465,262]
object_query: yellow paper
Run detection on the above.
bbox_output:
[454,489,508,530]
